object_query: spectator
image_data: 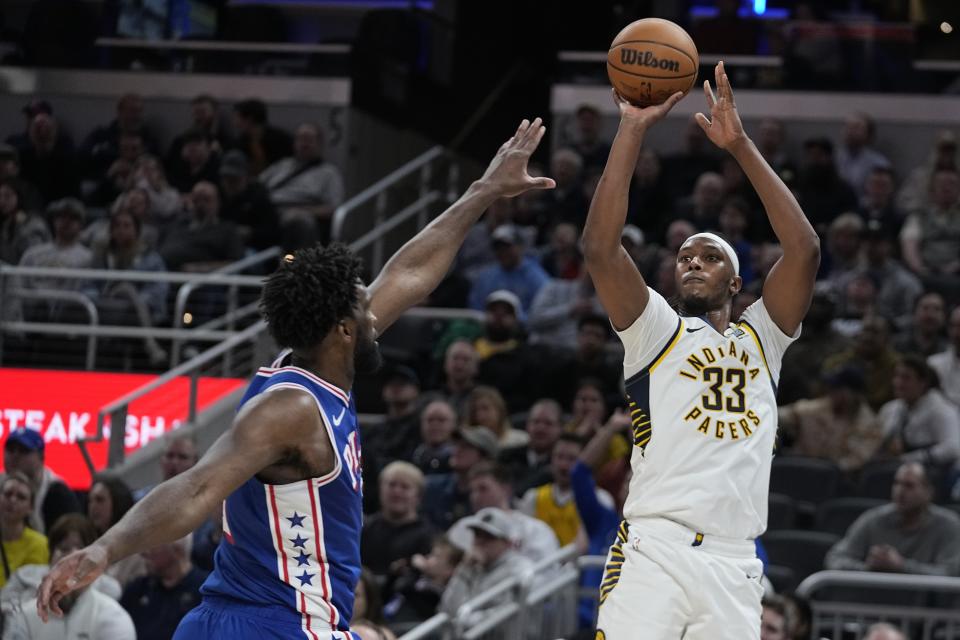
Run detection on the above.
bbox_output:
[777,289,844,401]
[673,171,723,231]
[823,315,899,410]
[0,472,48,588]
[361,462,434,600]
[366,364,422,472]
[468,225,549,313]
[778,367,882,473]
[858,167,904,236]
[88,131,145,207]
[421,427,498,531]
[86,476,145,588]
[16,112,79,204]
[760,596,793,640]
[660,117,721,203]
[260,123,344,247]
[85,208,169,365]
[893,292,947,357]
[864,623,907,640]
[384,535,462,626]
[626,150,672,234]
[1,513,133,640]
[928,305,960,406]
[900,167,960,281]
[528,266,604,348]
[897,129,957,215]
[832,271,879,339]
[120,535,207,640]
[231,98,292,174]
[620,224,660,279]
[0,178,49,265]
[352,567,390,628]
[823,212,864,285]
[158,181,244,272]
[462,386,528,449]
[0,145,42,213]
[835,112,891,196]
[434,339,478,413]
[166,95,230,175]
[134,435,199,500]
[545,148,588,228]
[498,399,564,496]
[448,463,558,563]
[454,199,525,282]
[566,379,629,479]
[81,93,159,178]
[168,129,220,194]
[411,399,457,476]
[797,137,858,228]
[132,154,182,224]
[2,429,79,534]
[539,222,582,280]
[438,507,533,623]
[218,150,281,250]
[825,462,960,575]
[82,188,159,253]
[567,104,610,171]
[755,118,795,179]
[551,316,623,408]
[878,354,960,469]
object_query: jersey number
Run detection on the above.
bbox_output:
[701,367,746,413]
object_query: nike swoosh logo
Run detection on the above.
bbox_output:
[332,407,346,426]
[686,327,705,333]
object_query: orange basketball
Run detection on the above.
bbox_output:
[607,18,699,107]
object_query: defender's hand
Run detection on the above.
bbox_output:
[614,89,684,133]
[477,118,556,198]
[37,544,109,621]
[695,61,748,151]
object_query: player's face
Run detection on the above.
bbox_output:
[675,238,739,316]
[87,482,114,532]
[760,607,787,640]
[352,284,382,374]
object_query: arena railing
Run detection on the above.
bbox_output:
[331,146,459,274]
[2,287,100,370]
[796,570,960,639]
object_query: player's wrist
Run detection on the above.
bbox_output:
[724,135,754,156]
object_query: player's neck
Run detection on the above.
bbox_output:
[703,307,731,332]
[291,351,353,392]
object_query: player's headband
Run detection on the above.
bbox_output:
[683,232,740,276]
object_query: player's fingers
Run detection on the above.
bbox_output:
[715,62,722,93]
[520,117,543,146]
[521,121,546,152]
[528,176,556,190]
[694,112,711,132]
[702,81,716,109]
[662,91,684,112]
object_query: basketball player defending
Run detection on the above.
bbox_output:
[584,63,819,639]
[36,118,555,639]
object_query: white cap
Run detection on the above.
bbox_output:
[683,232,740,275]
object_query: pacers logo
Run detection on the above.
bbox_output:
[595,631,606,640]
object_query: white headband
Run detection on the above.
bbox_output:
[683,232,740,276]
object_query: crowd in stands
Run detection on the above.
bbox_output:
[1,91,959,639]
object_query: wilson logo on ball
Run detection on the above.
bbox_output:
[620,48,681,73]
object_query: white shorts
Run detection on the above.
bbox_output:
[596,518,764,640]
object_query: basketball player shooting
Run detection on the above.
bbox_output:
[583,62,819,639]
[36,118,555,639]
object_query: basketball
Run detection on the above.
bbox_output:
[607,18,699,107]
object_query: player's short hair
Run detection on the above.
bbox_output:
[467,461,514,487]
[260,244,363,351]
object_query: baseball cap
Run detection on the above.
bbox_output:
[5,429,44,453]
[219,150,249,177]
[384,364,420,388]
[22,99,53,118]
[491,224,522,246]
[484,290,521,316]
[462,507,513,539]
[452,426,498,459]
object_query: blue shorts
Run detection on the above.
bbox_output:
[175,597,360,640]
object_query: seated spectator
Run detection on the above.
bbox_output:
[620,224,660,280]
[231,99,293,175]
[432,339,478,413]
[421,427,498,531]
[363,365,422,477]
[85,208,169,364]
[823,212,864,286]
[797,137,858,229]
[858,167,904,236]
[893,292,948,357]
[659,117,721,205]
[158,181,244,272]
[447,463,558,563]
[545,148,588,228]
[831,272,879,338]
[761,596,794,640]
[81,93,159,178]
[361,462,434,601]
[3,428,80,534]
[2,513,134,640]
[900,168,960,283]
[0,178,50,265]
[755,118,795,180]
[825,462,960,575]
[352,568,398,639]
[864,623,907,640]
[520,433,614,549]
[835,112,891,196]
[166,95,231,176]
[168,129,220,194]
[0,144,43,213]
[717,197,756,284]
[626,150,672,233]
[878,354,960,469]
[86,475,145,588]
[551,315,624,406]
[567,104,610,171]
[132,154,182,224]
[779,290,849,405]
[133,434,200,500]
[454,199,528,282]
[87,130,145,207]
[260,123,344,248]
[438,507,534,623]
[897,129,957,215]
[411,399,456,476]
[528,266,604,348]
[468,225,550,314]
[539,222,582,280]
[928,305,960,406]
[218,150,281,250]
[462,386,528,449]
[17,197,91,321]
[82,188,161,252]
[384,535,462,627]
[823,315,899,411]
[778,367,882,473]
[16,111,79,204]
[672,171,723,231]
[566,380,630,497]
[0,472,48,588]
[120,535,207,640]
[498,399,563,496]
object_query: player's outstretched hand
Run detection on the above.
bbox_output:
[478,118,557,198]
[695,61,748,151]
[37,544,109,622]
[614,89,684,133]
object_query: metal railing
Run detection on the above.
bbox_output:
[796,570,960,640]
[3,288,100,370]
[558,50,784,67]
[95,38,350,55]
[331,146,459,274]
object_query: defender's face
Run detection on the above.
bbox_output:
[675,238,739,313]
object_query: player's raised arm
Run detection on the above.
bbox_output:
[37,388,320,621]
[582,90,683,330]
[696,62,820,335]
[367,118,555,334]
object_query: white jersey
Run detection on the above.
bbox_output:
[617,288,798,539]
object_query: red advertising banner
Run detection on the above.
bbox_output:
[0,368,247,489]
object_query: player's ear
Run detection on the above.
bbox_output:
[337,318,356,342]
[730,275,742,296]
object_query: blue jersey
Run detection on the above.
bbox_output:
[199,352,364,638]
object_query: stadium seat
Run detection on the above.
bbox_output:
[856,460,902,500]
[764,564,797,594]
[815,498,886,536]
[762,530,840,587]
[769,457,841,515]
[767,493,797,531]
